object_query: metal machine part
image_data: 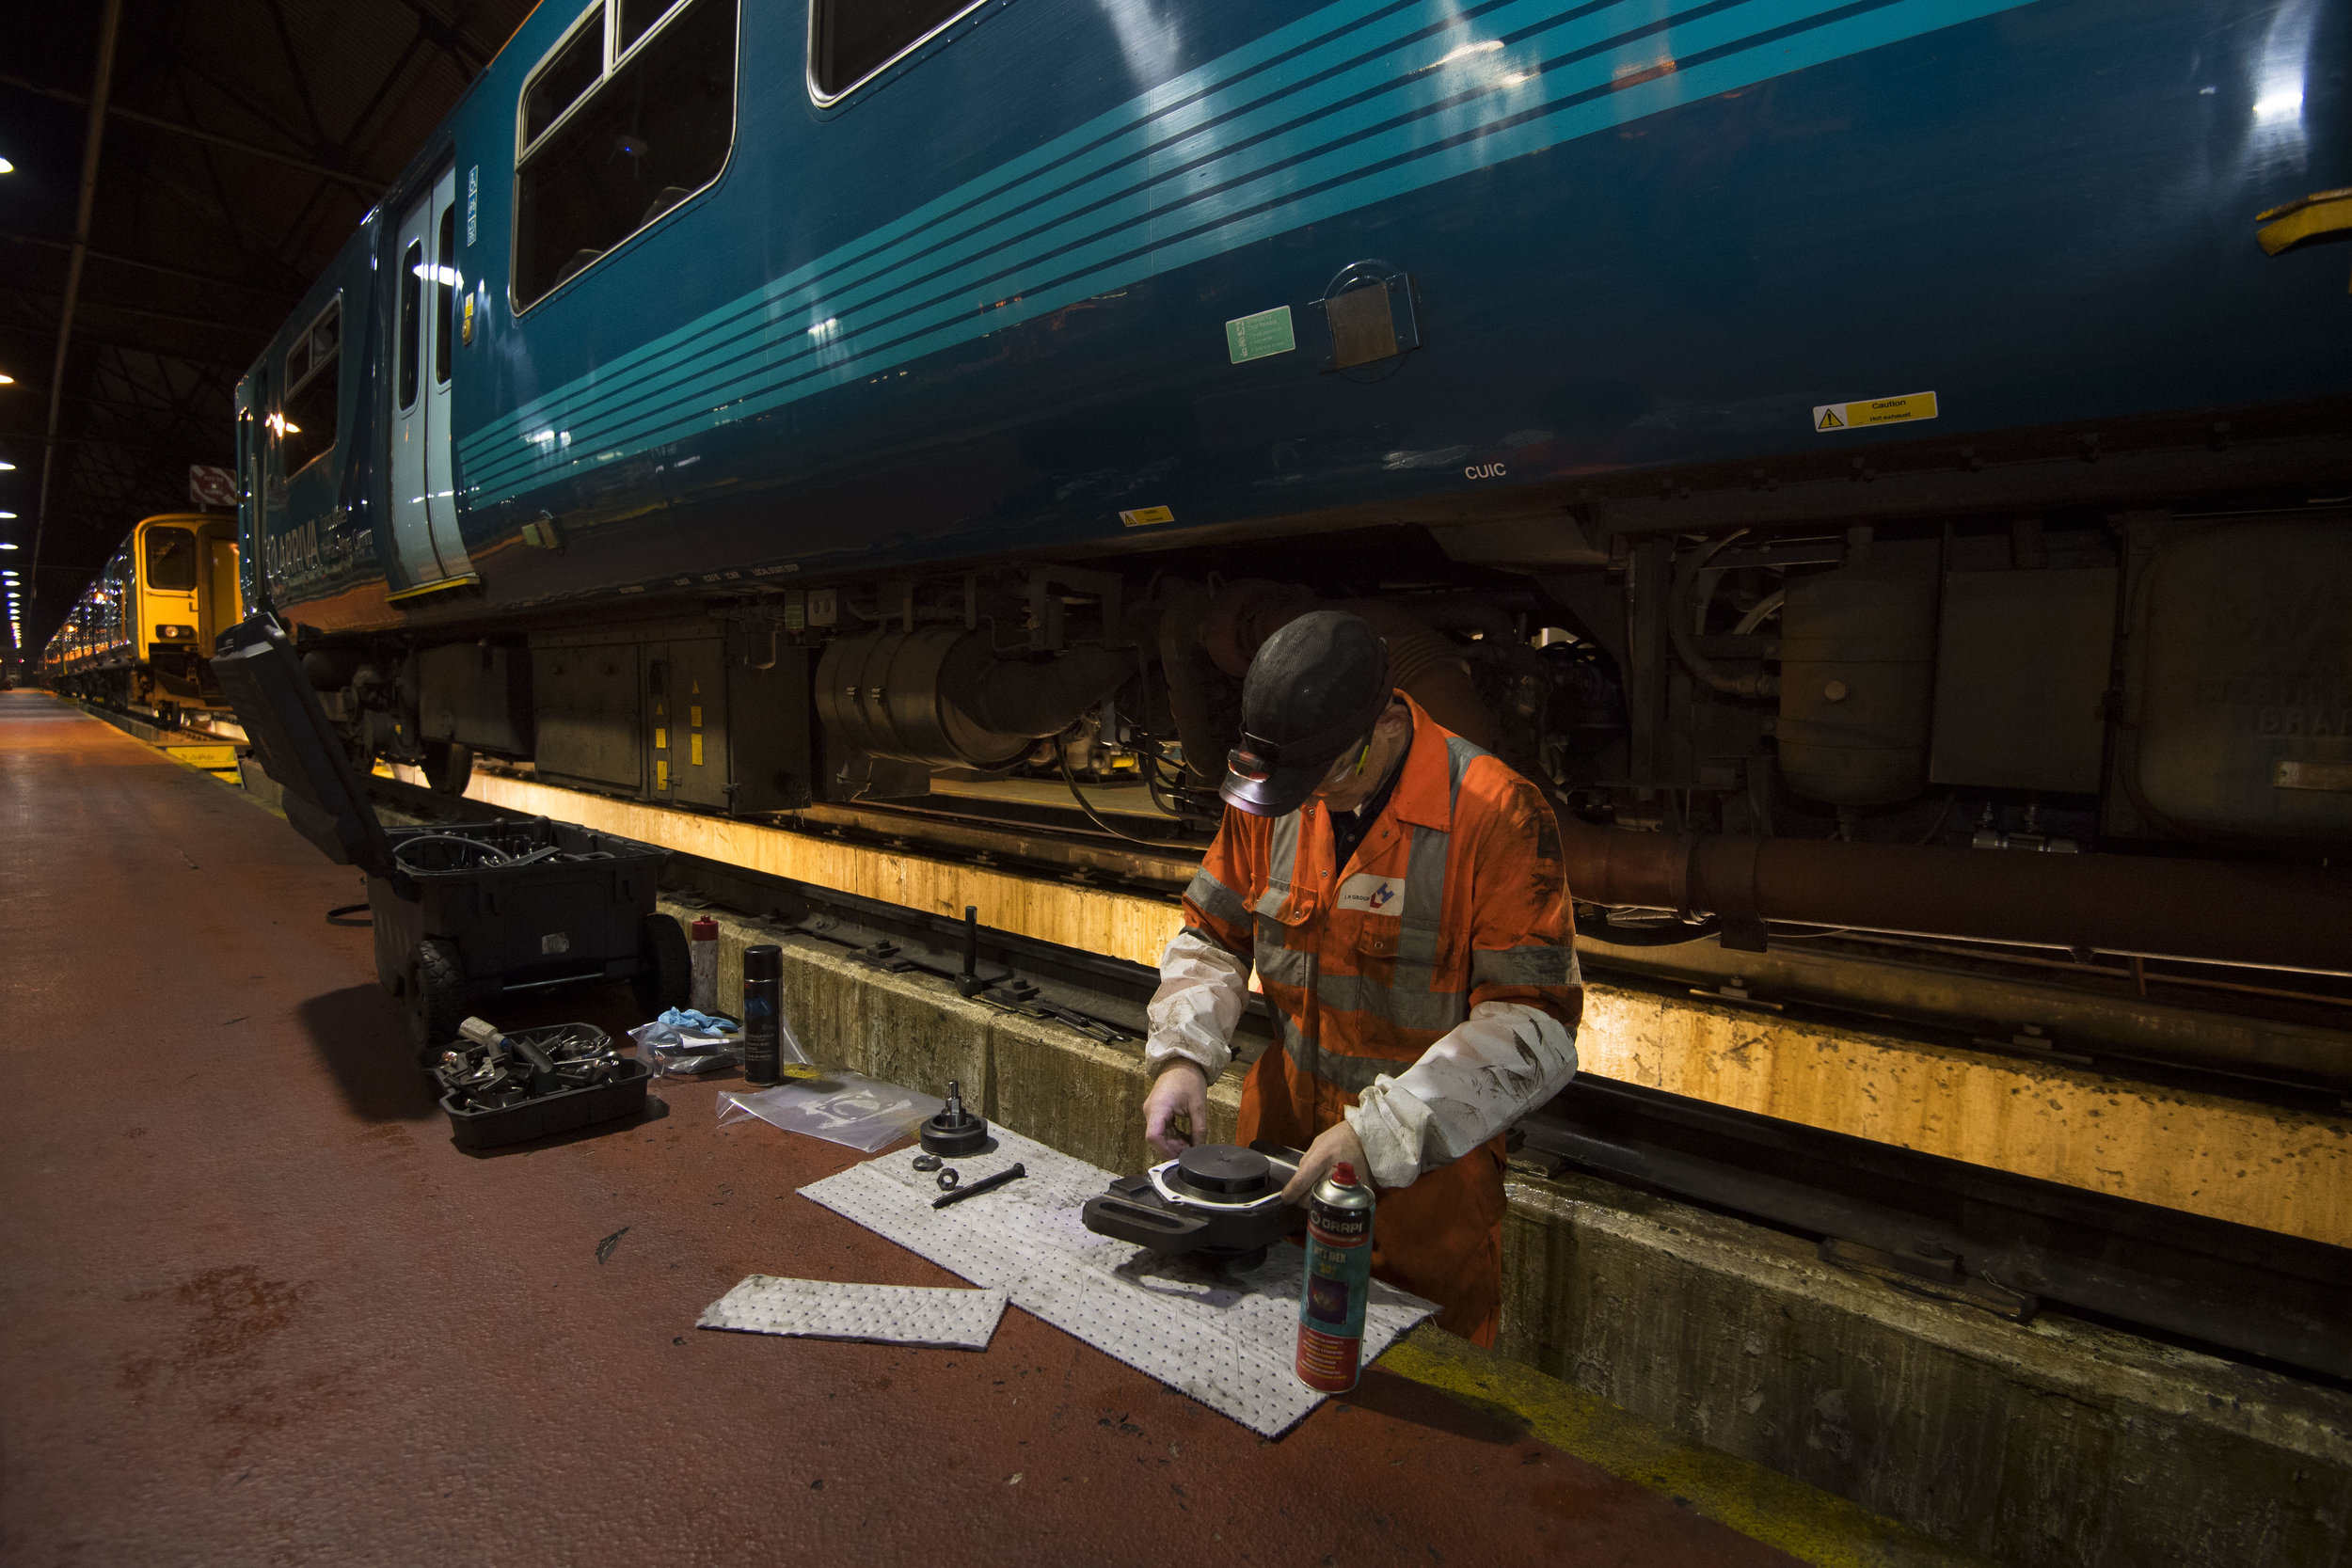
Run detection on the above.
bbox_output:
[911,1153,943,1172]
[919,1080,991,1156]
[1775,566,1940,806]
[2116,517,2352,849]
[1081,1143,1308,1271]
[935,1167,960,1191]
[814,626,1128,770]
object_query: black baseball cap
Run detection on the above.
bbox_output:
[1219,610,1393,816]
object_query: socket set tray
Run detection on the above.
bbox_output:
[429,1022,650,1149]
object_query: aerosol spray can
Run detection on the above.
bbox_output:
[688,916,720,1015]
[741,943,783,1085]
[1295,1162,1375,1393]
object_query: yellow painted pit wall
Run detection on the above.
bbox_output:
[456,770,2350,1248]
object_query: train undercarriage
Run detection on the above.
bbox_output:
[278,490,2352,1101]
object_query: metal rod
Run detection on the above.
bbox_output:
[28,0,124,603]
[931,1163,1026,1209]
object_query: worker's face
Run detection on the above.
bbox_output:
[1311,702,1409,811]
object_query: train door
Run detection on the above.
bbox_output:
[206,532,242,640]
[388,166,471,589]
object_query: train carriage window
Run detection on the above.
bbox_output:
[513,0,738,311]
[435,206,458,385]
[144,528,199,593]
[278,295,341,475]
[399,239,424,408]
[810,0,984,102]
[616,0,681,55]
[523,12,604,146]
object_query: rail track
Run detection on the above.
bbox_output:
[361,768,2352,1386]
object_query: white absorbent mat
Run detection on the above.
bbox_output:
[699,1275,1009,1350]
[798,1129,1436,1437]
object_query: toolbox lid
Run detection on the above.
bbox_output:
[210,612,395,879]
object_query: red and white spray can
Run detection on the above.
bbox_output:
[1295,1162,1375,1393]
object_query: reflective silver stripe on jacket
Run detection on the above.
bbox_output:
[1313,970,1467,1033]
[1470,944,1582,990]
[1184,867,1249,927]
[1391,823,1451,990]
[1279,1014,1393,1095]
[1255,941,1315,990]
[1253,809,1304,917]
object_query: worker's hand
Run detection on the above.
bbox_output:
[1280,1121,1368,1205]
[1142,1059,1210,1160]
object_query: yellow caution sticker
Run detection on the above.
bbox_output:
[1813,390,1937,432]
[1119,505,1175,528]
[690,733,704,767]
[654,726,667,751]
[690,705,702,728]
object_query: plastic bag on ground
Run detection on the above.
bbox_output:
[629,1016,741,1077]
[715,1071,944,1153]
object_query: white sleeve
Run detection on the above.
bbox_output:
[1143,927,1251,1083]
[1343,1001,1578,1190]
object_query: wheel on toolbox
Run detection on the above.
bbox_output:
[422,741,473,796]
[632,912,691,1017]
[407,937,467,1063]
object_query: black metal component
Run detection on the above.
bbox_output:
[935,1166,961,1192]
[956,905,985,995]
[912,1153,943,1173]
[919,1079,992,1156]
[1173,1145,1271,1198]
[1520,1077,2352,1381]
[932,1163,1026,1210]
[1080,1143,1306,1270]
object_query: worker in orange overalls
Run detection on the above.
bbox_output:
[1139,610,1582,1345]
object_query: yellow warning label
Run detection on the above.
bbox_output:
[1119,505,1175,528]
[1813,390,1936,432]
[656,759,668,789]
[690,733,704,767]
[654,727,667,751]
[690,705,702,728]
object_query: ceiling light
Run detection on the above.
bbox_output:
[0,157,14,175]
[0,373,13,385]
[0,544,16,550]
[0,461,12,469]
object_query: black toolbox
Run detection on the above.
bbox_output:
[431,1023,652,1150]
[213,614,689,1055]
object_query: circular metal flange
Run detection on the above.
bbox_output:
[1147,1147,1289,1215]
[920,1109,992,1157]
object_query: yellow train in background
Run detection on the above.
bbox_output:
[43,514,244,724]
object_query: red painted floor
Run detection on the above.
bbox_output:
[0,692,1794,1566]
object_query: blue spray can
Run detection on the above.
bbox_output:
[1296,1162,1375,1392]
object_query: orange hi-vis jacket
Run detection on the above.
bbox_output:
[1176,693,1582,1343]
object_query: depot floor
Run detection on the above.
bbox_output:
[0,690,1813,1566]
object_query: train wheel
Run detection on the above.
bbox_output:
[407,938,466,1062]
[630,913,691,1017]
[422,741,473,796]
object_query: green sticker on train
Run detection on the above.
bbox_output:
[1225,306,1295,364]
